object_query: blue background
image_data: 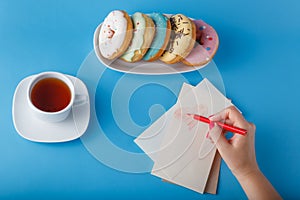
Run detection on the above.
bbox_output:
[1,0,299,199]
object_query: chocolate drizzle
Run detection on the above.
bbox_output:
[166,14,193,55]
[170,16,178,31]
[175,28,184,39]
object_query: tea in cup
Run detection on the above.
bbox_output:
[27,71,86,123]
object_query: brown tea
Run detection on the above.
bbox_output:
[31,78,71,112]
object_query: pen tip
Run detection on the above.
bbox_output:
[186,113,192,116]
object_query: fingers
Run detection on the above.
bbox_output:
[209,106,247,127]
[209,106,242,121]
[208,123,231,152]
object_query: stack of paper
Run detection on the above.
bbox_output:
[134,79,234,194]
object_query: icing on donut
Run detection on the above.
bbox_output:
[160,14,196,64]
[121,12,150,62]
[143,13,170,61]
[99,10,132,59]
[182,20,219,66]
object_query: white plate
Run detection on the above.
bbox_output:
[12,75,90,143]
[93,15,209,75]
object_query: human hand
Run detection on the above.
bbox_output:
[208,106,259,179]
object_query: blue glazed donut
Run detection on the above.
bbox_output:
[143,13,171,62]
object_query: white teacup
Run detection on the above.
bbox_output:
[27,71,86,123]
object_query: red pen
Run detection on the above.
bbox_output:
[188,114,247,135]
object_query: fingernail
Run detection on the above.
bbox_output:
[208,115,215,121]
[209,122,215,130]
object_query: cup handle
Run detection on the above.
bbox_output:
[73,94,88,107]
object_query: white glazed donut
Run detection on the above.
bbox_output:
[98,10,133,60]
[121,12,155,62]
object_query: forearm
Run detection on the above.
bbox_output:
[236,169,282,200]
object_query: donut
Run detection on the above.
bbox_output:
[121,12,156,62]
[143,13,171,62]
[160,14,196,64]
[182,20,219,66]
[98,10,133,60]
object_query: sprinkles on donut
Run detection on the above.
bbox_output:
[98,10,133,60]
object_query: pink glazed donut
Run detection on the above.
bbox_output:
[182,20,219,66]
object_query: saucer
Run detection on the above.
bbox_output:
[12,75,90,143]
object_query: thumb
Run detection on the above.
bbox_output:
[208,123,230,153]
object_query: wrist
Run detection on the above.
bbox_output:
[234,166,261,182]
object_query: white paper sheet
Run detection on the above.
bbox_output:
[134,82,194,161]
[134,78,234,194]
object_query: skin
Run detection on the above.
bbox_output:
[207,106,282,200]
